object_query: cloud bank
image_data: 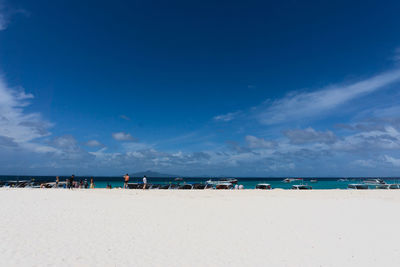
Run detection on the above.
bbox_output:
[258,69,400,125]
[0,77,52,148]
[84,140,103,147]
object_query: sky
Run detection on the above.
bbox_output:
[1,0,400,176]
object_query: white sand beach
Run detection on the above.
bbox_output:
[1,189,400,267]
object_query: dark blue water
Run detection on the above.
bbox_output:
[1,176,400,189]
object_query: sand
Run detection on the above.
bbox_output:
[0,189,400,267]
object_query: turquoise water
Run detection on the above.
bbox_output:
[2,176,400,189]
[94,179,354,189]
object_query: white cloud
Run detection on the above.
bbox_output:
[112,132,135,141]
[258,69,400,125]
[213,111,240,122]
[48,135,94,161]
[383,155,400,167]
[284,127,337,144]
[0,135,17,147]
[0,76,52,145]
[212,69,400,126]
[0,1,30,31]
[352,159,376,168]
[84,140,103,147]
[122,142,151,151]
[245,135,275,148]
[371,105,400,118]
[333,126,400,151]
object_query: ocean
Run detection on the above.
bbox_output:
[1,176,400,189]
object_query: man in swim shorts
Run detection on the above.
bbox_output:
[124,173,129,189]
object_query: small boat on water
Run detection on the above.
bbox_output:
[310,179,318,183]
[371,184,400,189]
[338,178,349,182]
[126,183,151,189]
[159,184,179,189]
[363,178,386,185]
[255,183,271,190]
[206,178,238,185]
[388,184,400,189]
[178,184,193,190]
[2,180,30,188]
[0,181,14,188]
[292,185,312,190]
[283,178,302,183]
[168,184,179,189]
[374,184,389,189]
[40,182,66,188]
[193,183,213,189]
[348,184,369,190]
[127,183,140,189]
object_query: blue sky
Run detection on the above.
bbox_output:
[1,0,400,176]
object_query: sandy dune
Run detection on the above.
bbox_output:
[0,189,399,266]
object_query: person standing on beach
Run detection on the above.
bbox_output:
[143,175,147,189]
[90,177,95,188]
[69,175,75,189]
[55,176,59,187]
[123,174,130,189]
[84,179,88,189]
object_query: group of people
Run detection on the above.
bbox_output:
[234,184,244,190]
[123,174,147,189]
[59,175,95,189]
[54,174,147,189]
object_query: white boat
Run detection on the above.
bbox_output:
[348,184,368,190]
[206,178,238,185]
[220,178,238,184]
[363,178,386,185]
[373,184,400,189]
[3,180,30,188]
[338,178,349,182]
[388,184,400,189]
[283,178,301,183]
